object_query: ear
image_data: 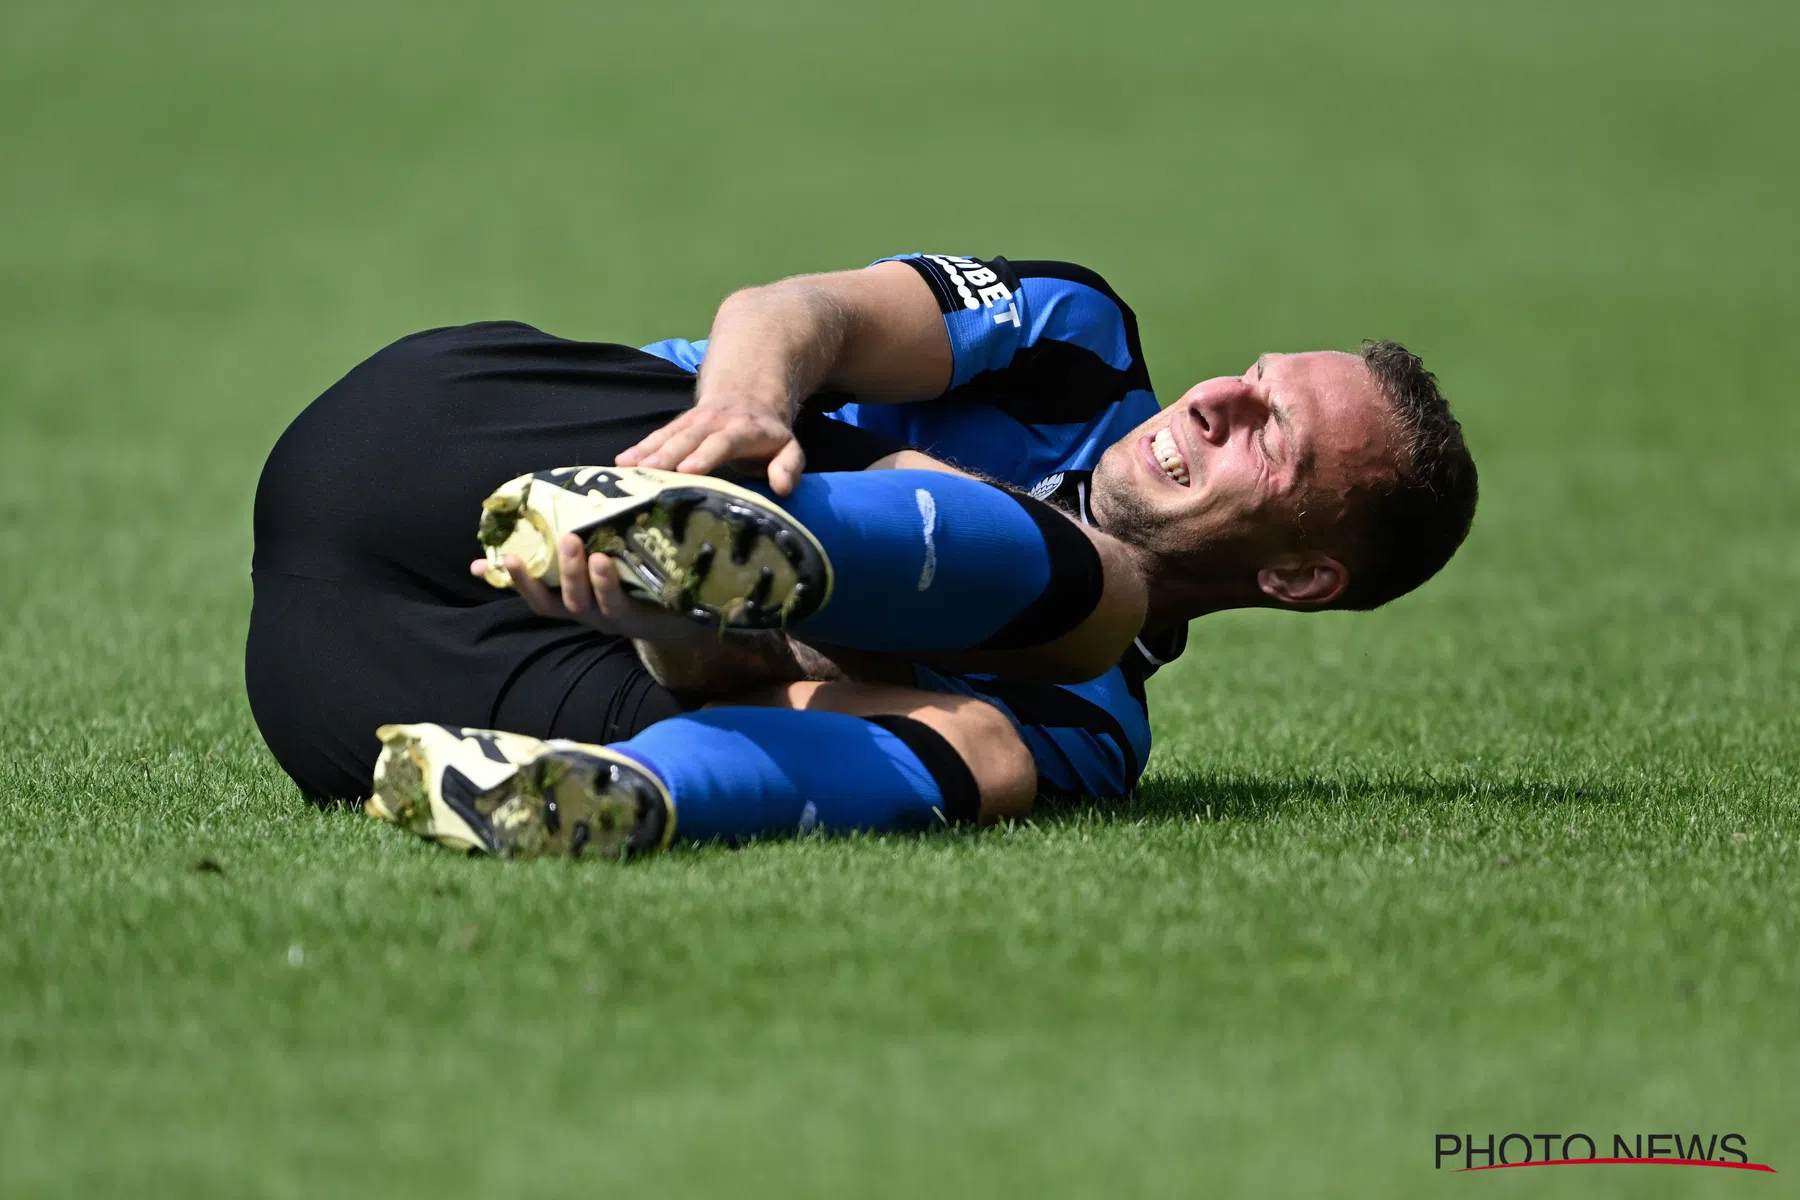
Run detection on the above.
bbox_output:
[1256,556,1347,608]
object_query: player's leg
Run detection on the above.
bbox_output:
[251,323,918,801]
[481,466,1147,683]
[750,471,1147,680]
[366,683,1034,858]
[248,323,701,800]
[618,682,1037,840]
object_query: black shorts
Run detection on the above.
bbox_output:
[246,321,905,802]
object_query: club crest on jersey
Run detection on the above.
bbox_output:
[923,255,1021,328]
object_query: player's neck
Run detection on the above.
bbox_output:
[1127,547,1266,628]
[1141,577,1261,628]
[1090,485,1268,625]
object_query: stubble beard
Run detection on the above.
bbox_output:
[1090,448,1189,565]
[1092,451,1265,591]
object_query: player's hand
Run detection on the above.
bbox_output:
[614,402,805,495]
[469,535,710,642]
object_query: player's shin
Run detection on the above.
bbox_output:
[762,470,1113,656]
[612,707,981,841]
[478,466,1131,672]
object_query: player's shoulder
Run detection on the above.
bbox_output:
[879,252,1153,408]
[882,253,1138,320]
[1006,259,1138,311]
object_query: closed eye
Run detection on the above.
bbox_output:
[1264,397,1295,465]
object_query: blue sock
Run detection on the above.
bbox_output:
[612,708,980,842]
[749,470,1100,654]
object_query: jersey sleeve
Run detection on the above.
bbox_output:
[638,337,708,372]
[910,664,1152,799]
[875,254,1154,421]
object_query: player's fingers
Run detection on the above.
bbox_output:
[503,556,558,616]
[675,427,742,475]
[679,425,780,475]
[625,407,721,463]
[469,558,491,578]
[616,414,691,466]
[767,437,806,496]
[637,419,721,471]
[588,554,629,621]
[557,534,595,613]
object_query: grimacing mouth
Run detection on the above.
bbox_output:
[1152,426,1190,487]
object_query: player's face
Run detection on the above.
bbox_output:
[1091,351,1400,567]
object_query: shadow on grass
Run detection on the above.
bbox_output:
[290,760,1629,850]
[1031,768,1625,828]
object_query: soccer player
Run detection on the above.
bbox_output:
[247,254,1477,857]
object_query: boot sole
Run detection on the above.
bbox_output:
[367,723,675,860]
[478,467,832,630]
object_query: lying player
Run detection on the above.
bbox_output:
[247,254,1477,858]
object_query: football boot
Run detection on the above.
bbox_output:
[477,465,831,629]
[366,722,674,860]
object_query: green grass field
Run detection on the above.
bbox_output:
[3,1,1797,1195]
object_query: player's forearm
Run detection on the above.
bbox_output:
[697,264,950,411]
[619,265,951,490]
[696,281,852,421]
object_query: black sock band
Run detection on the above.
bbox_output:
[974,490,1107,652]
[865,714,982,825]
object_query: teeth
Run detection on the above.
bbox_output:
[1152,428,1189,485]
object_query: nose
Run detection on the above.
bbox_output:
[1184,376,1260,447]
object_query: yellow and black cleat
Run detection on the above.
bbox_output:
[477,466,832,629]
[366,723,674,861]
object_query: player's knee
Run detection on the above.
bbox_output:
[898,696,1035,819]
[979,485,1147,682]
[1061,529,1149,678]
[953,700,1036,822]
[937,524,1146,684]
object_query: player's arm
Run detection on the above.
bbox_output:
[617,261,949,493]
[480,458,1148,686]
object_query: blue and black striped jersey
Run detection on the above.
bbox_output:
[835,255,1159,487]
[642,255,1185,798]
